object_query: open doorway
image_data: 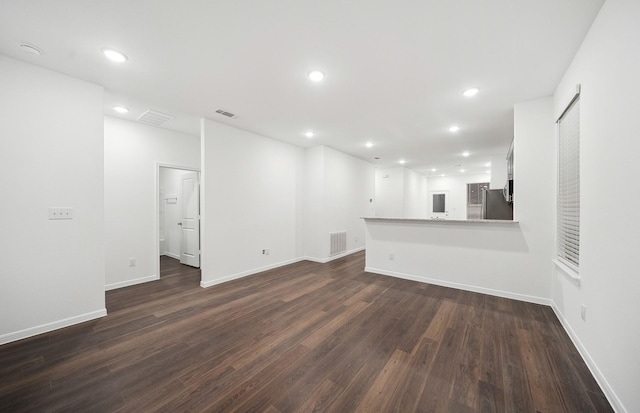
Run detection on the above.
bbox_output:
[157,165,201,280]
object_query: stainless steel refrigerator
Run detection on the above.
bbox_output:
[482,189,513,220]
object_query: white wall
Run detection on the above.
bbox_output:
[307,146,374,261]
[303,146,326,259]
[374,166,427,218]
[104,117,199,290]
[374,167,405,217]
[0,56,105,344]
[550,1,640,411]
[200,119,305,287]
[403,168,428,218]
[200,125,373,281]
[513,97,556,302]
[427,173,491,220]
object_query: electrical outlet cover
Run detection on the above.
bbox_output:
[48,207,73,220]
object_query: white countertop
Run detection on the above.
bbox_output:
[362,217,519,224]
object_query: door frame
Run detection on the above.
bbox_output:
[428,190,449,219]
[155,163,201,282]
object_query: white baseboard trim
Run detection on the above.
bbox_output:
[105,274,158,291]
[0,309,107,346]
[201,249,367,288]
[550,303,626,413]
[200,257,305,288]
[304,247,365,264]
[163,252,180,260]
[364,266,552,306]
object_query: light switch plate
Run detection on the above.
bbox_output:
[49,207,73,220]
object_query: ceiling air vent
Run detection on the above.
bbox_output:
[215,109,236,118]
[137,109,175,126]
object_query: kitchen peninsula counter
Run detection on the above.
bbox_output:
[362,216,548,304]
[362,217,519,224]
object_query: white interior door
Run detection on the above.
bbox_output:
[180,171,200,267]
[429,190,449,219]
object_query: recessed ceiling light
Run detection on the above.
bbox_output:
[304,131,315,138]
[308,70,325,82]
[449,125,460,133]
[365,142,373,148]
[431,168,437,172]
[485,162,492,167]
[460,169,466,173]
[399,159,406,165]
[441,174,445,177]
[20,43,42,56]
[486,170,491,173]
[113,106,129,114]
[102,48,128,63]
[462,151,471,157]
[463,87,479,97]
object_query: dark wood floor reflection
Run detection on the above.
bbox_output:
[0,252,612,412]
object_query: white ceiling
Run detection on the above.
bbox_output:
[0,0,604,176]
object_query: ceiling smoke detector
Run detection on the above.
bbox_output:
[215,109,236,118]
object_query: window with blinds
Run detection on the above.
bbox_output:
[557,94,580,271]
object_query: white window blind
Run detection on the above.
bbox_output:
[557,94,580,270]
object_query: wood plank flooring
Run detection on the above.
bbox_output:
[0,252,613,412]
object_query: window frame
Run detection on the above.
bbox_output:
[555,85,581,279]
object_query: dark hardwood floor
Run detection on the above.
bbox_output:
[0,252,612,412]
